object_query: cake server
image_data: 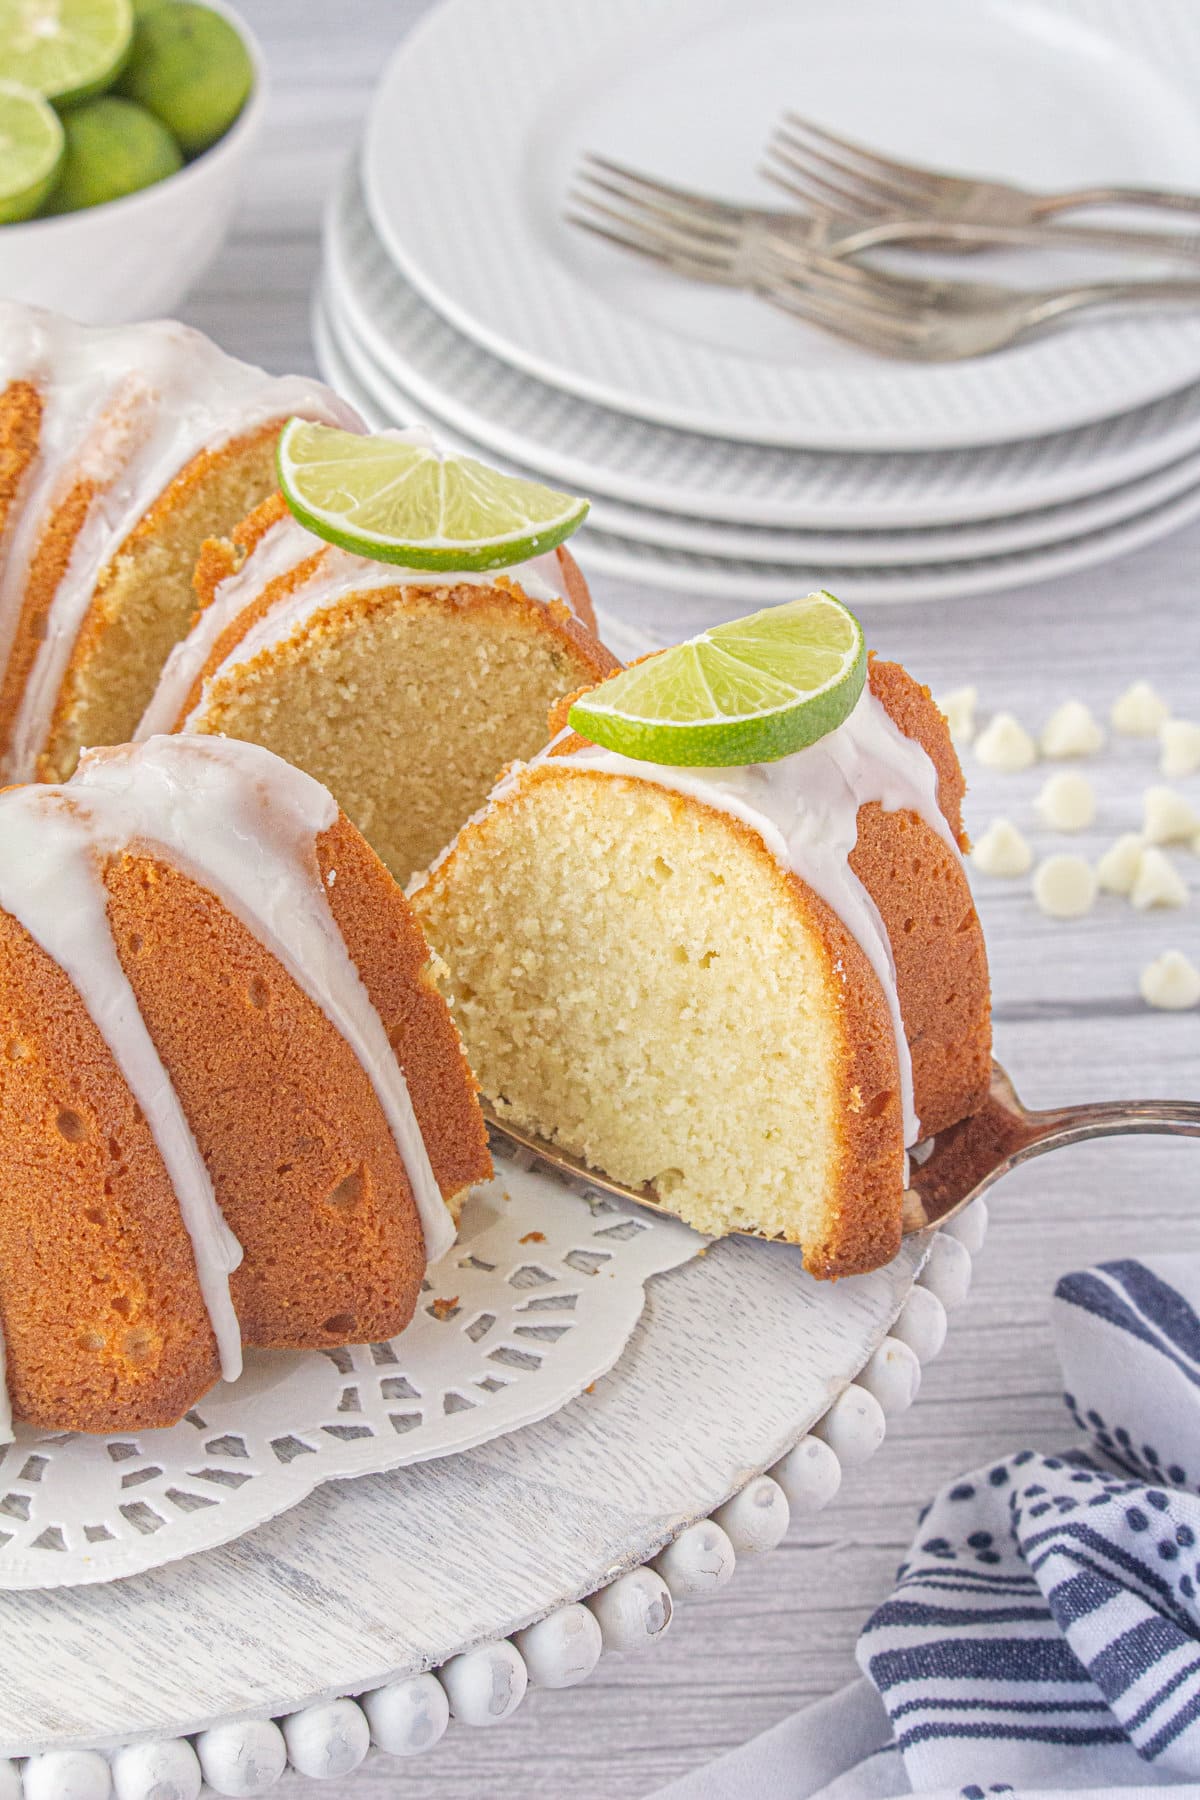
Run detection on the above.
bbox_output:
[482,1060,1200,1244]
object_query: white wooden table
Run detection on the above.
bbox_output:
[168,4,1200,1791]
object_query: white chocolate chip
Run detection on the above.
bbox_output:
[1143,785,1200,845]
[1033,854,1097,919]
[971,817,1033,877]
[1130,847,1188,911]
[1159,719,1200,780]
[1096,833,1146,896]
[1040,699,1104,759]
[974,711,1037,772]
[1140,949,1200,1010]
[937,684,978,746]
[1034,771,1096,833]
[1111,680,1170,736]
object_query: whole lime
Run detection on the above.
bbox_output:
[43,93,181,211]
[117,1,252,157]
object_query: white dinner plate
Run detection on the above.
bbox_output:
[327,162,1200,531]
[362,0,1200,451]
[323,274,1200,569]
[313,296,1200,605]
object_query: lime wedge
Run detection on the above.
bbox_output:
[277,421,590,573]
[567,593,867,767]
[0,80,63,220]
[0,0,133,105]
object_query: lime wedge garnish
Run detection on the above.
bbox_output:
[276,420,590,573]
[0,0,133,106]
[0,80,63,221]
[567,593,867,767]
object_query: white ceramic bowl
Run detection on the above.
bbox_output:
[0,0,266,325]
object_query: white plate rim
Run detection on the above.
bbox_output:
[327,161,1200,531]
[322,276,1200,568]
[361,0,1200,452]
[313,291,1200,604]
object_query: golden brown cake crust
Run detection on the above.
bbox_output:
[0,476,98,769]
[0,807,488,1434]
[41,421,288,778]
[0,380,41,558]
[855,659,992,1135]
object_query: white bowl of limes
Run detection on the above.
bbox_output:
[0,0,265,325]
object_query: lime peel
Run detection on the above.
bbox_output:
[568,593,867,767]
[277,420,590,573]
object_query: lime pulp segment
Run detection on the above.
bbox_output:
[0,80,64,221]
[277,420,590,573]
[0,0,134,104]
[567,593,868,767]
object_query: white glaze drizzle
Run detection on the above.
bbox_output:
[136,507,570,740]
[421,691,959,1150]
[0,301,360,781]
[0,735,454,1442]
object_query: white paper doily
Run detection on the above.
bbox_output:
[0,1158,700,1590]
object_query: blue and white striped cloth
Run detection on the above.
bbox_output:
[656,1255,1200,1800]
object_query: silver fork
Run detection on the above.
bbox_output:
[755,239,1200,360]
[567,164,1200,360]
[571,152,1200,268]
[766,113,1200,232]
[485,1061,1200,1245]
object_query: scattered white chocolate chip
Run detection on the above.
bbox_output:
[974,711,1037,773]
[1033,854,1097,920]
[1143,785,1200,846]
[1040,699,1104,759]
[1096,833,1146,896]
[1111,680,1170,737]
[1130,847,1189,911]
[971,817,1033,878]
[1034,771,1096,833]
[1140,949,1200,1011]
[937,684,978,746]
[1160,719,1200,780]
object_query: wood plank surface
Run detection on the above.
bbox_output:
[105,0,1200,1788]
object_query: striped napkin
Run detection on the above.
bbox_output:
[655,1255,1200,1799]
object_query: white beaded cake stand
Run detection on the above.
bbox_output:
[0,1205,986,1798]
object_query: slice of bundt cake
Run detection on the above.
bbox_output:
[0,303,360,785]
[135,494,619,884]
[412,654,991,1279]
[0,734,490,1438]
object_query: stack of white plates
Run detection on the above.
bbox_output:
[316,0,1200,603]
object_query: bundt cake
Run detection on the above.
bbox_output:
[0,733,490,1439]
[412,655,992,1279]
[0,302,359,786]
[135,493,619,883]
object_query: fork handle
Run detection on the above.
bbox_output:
[1012,1098,1200,1163]
[829,215,1200,265]
[1023,277,1200,327]
[1033,185,1200,220]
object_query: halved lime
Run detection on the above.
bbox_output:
[0,80,63,221]
[568,593,867,767]
[0,0,134,106]
[276,421,590,573]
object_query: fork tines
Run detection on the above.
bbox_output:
[763,113,950,218]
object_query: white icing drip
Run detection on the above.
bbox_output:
[0,735,455,1442]
[0,781,245,1445]
[0,302,360,780]
[437,693,959,1148]
[136,511,569,740]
